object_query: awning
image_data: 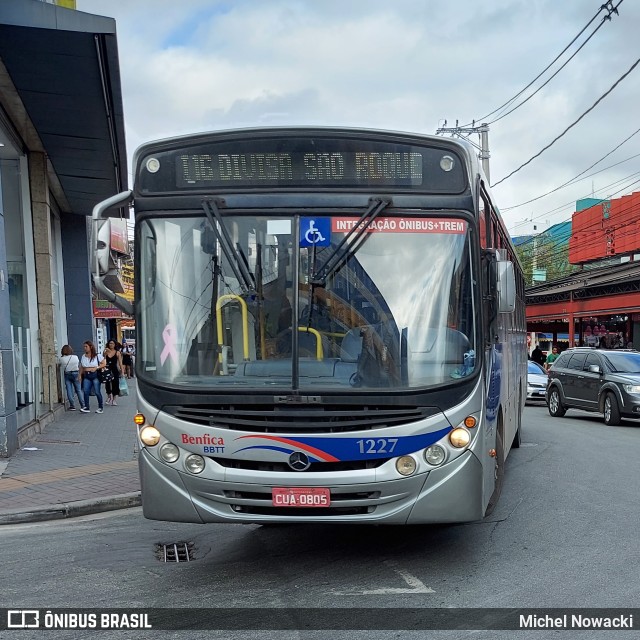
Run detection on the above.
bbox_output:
[0,0,127,215]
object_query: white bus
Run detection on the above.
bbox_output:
[92,127,526,524]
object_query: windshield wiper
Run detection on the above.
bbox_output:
[310,198,391,286]
[202,199,255,293]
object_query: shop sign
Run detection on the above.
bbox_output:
[93,300,127,319]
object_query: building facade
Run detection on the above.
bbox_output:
[0,0,126,456]
[526,192,640,353]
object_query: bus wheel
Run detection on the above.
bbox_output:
[512,391,522,448]
[603,393,621,426]
[547,387,566,417]
[485,428,504,517]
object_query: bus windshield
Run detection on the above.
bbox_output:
[138,212,477,391]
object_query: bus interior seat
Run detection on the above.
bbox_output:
[443,328,472,362]
[340,328,363,362]
[408,328,472,380]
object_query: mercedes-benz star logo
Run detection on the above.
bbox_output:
[288,451,311,471]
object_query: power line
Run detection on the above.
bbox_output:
[513,176,640,253]
[509,169,640,233]
[515,174,640,248]
[517,201,640,281]
[503,127,640,212]
[462,1,616,126]
[492,56,640,188]
[486,1,623,126]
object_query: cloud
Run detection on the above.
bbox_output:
[77,0,640,232]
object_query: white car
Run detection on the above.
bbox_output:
[527,360,548,403]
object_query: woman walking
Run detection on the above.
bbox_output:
[103,339,123,406]
[121,342,133,378]
[79,340,105,413]
[58,344,83,410]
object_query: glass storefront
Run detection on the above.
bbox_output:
[1,152,35,414]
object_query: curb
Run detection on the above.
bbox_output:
[0,492,141,525]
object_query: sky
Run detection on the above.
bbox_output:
[75,0,640,237]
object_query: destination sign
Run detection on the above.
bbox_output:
[179,151,421,186]
[136,136,466,193]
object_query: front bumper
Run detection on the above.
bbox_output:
[527,386,547,401]
[138,447,485,525]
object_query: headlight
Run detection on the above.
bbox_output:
[424,445,446,466]
[395,456,417,476]
[159,443,180,463]
[449,427,471,448]
[139,426,160,446]
[184,454,205,474]
[624,384,640,394]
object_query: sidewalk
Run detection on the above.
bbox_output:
[0,379,141,525]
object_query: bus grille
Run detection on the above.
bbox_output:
[163,404,435,433]
[210,457,388,472]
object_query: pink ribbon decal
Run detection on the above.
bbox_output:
[160,324,178,365]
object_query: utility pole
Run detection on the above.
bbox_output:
[435,121,491,182]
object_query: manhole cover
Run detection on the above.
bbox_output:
[154,542,195,563]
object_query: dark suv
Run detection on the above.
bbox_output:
[546,348,640,425]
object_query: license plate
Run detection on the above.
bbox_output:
[272,487,331,507]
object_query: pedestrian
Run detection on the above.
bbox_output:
[545,346,559,371]
[103,339,123,406]
[79,340,105,413]
[122,342,133,379]
[58,344,83,410]
[531,345,546,367]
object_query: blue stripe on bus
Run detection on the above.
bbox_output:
[231,427,452,461]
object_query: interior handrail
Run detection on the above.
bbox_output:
[216,295,250,366]
[298,327,324,361]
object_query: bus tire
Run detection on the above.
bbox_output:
[603,392,621,426]
[485,428,504,517]
[512,391,522,448]
[547,387,566,417]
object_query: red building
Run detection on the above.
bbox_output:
[526,192,640,350]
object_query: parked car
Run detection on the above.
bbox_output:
[527,360,548,403]
[546,347,640,425]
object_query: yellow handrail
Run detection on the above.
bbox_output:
[298,326,323,360]
[216,294,250,364]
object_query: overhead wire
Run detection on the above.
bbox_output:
[461,1,611,127]
[517,203,640,285]
[509,169,640,232]
[512,197,640,276]
[513,177,640,261]
[503,131,640,212]
[491,55,640,188]
[485,4,620,127]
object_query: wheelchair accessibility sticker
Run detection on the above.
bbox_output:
[300,218,331,247]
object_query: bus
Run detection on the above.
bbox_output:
[91,127,526,524]
[121,325,136,348]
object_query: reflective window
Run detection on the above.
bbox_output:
[583,353,601,371]
[137,213,478,391]
[601,352,640,373]
[566,353,587,371]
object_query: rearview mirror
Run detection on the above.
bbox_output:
[496,259,515,314]
[91,190,134,316]
[95,219,111,276]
